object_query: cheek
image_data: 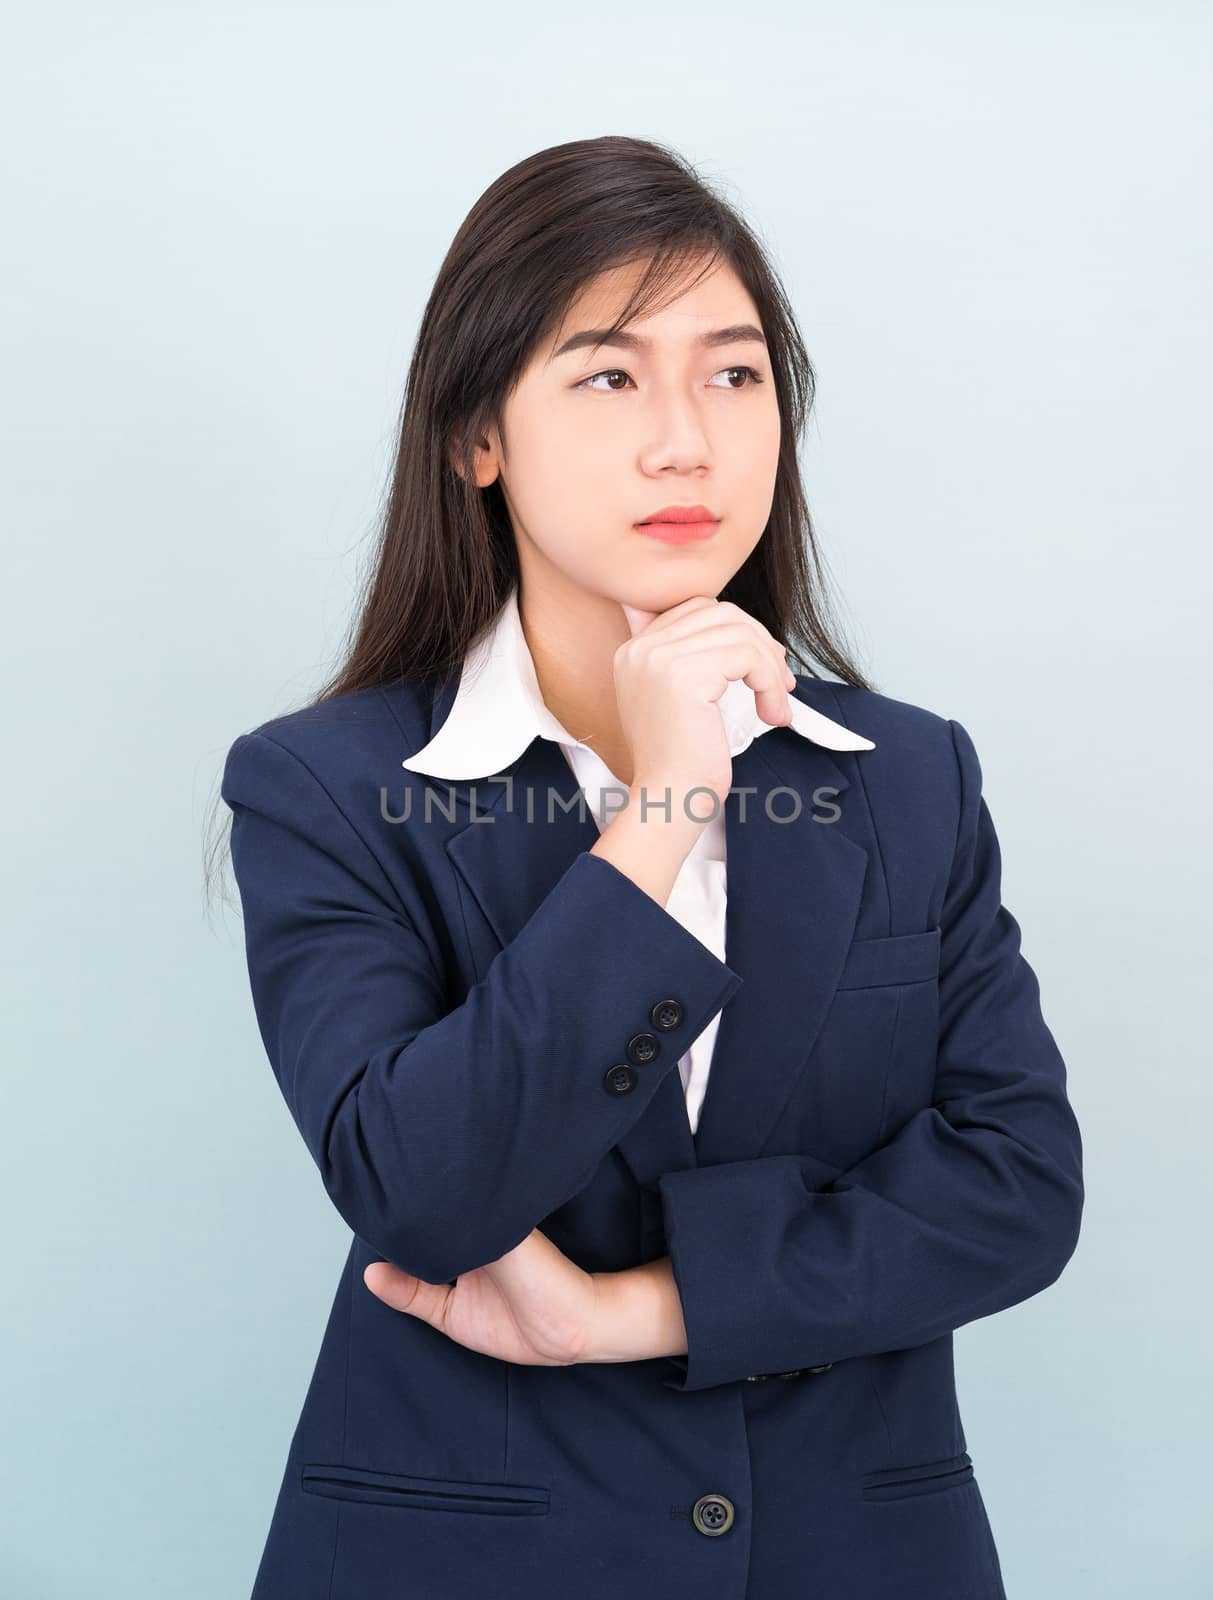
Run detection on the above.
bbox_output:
[500,427,607,552]
[717,406,781,503]
[512,487,622,585]
[734,404,782,479]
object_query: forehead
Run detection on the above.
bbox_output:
[546,256,759,358]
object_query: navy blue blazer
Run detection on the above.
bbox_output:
[221,667,1084,1600]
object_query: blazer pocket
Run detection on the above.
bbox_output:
[301,1461,551,1517]
[859,1450,974,1502]
[836,928,941,991]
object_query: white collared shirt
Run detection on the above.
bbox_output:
[402,586,875,1134]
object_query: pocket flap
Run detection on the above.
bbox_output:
[836,927,941,990]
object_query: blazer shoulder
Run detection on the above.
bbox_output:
[793,675,959,762]
[219,678,453,899]
[223,678,438,785]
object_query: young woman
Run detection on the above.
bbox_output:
[217,135,1084,1599]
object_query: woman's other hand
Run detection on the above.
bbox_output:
[362,1228,600,1367]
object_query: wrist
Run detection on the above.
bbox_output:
[587,1257,688,1365]
[628,774,721,827]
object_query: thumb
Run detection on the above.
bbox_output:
[363,1260,444,1324]
[621,603,657,636]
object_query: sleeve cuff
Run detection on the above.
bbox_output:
[654,1152,845,1392]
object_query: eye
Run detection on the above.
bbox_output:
[576,369,634,392]
[575,365,767,392]
[708,365,766,390]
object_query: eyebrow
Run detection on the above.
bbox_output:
[551,322,768,361]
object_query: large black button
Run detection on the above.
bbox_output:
[626,1032,660,1065]
[691,1493,735,1537]
[649,998,684,1031]
[603,1064,639,1097]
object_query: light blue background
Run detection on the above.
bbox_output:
[3,4,1209,1594]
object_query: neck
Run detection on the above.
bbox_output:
[516,572,634,785]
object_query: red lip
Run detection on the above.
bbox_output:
[636,504,719,525]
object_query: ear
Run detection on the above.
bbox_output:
[448,423,500,488]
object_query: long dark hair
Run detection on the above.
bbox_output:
[204,134,875,905]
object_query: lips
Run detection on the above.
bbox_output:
[635,504,721,545]
[637,504,718,525]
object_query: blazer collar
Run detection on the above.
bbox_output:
[401,584,874,782]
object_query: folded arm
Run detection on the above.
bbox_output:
[648,717,1085,1392]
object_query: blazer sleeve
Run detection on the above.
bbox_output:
[221,729,743,1285]
[653,716,1085,1393]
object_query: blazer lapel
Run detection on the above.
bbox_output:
[689,729,869,1167]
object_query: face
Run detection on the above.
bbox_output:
[468,255,782,613]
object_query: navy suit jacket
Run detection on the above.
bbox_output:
[221,667,1084,1599]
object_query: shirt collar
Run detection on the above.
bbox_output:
[402,585,874,781]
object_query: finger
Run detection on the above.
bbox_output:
[622,595,717,638]
[637,601,786,659]
[620,603,657,636]
[650,621,795,720]
[667,639,795,727]
[363,1261,449,1327]
[648,614,794,692]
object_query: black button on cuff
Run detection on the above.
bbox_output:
[626,1032,660,1065]
[603,1063,639,1097]
[649,998,684,1031]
